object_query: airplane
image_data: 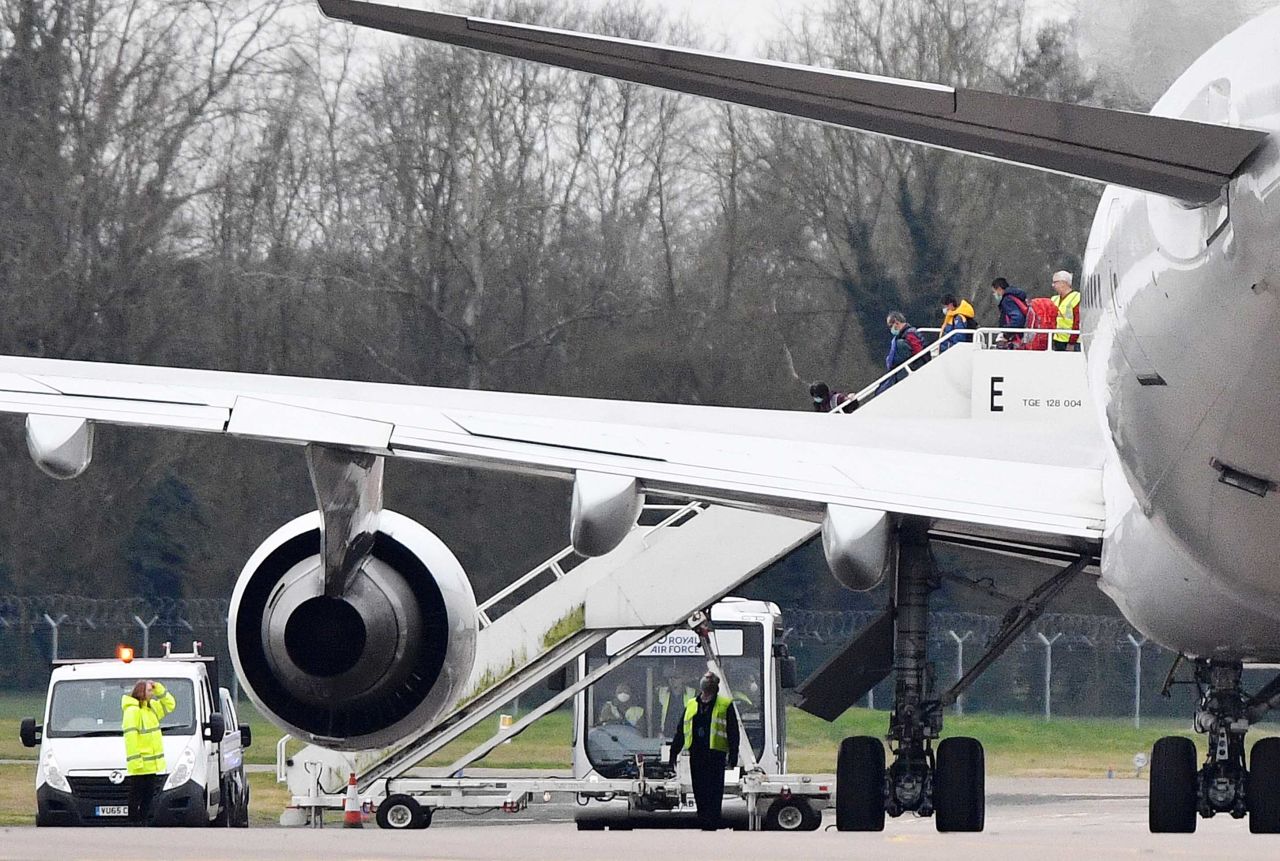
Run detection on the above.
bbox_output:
[1,0,1277,836]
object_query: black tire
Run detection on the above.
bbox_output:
[413,806,433,830]
[935,737,985,832]
[836,736,885,832]
[235,782,251,828]
[575,818,605,831]
[1149,736,1197,833]
[212,782,230,827]
[376,794,424,830]
[764,797,817,831]
[1249,737,1280,833]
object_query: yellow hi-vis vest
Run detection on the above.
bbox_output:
[1052,291,1081,342]
[682,694,732,754]
[121,683,176,775]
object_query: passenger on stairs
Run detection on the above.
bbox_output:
[991,277,1030,348]
[810,381,856,413]
[938,295,975,352]
[876,311,926,394]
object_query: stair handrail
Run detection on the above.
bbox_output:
[477,500,706,628]
[830,326,1083,413]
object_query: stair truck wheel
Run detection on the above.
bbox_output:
[376,794,425,830]
[934,736,985,832]
[1249,737,1280,833]
[836,736,885,832]
[764,796,819,831]
[1149,736,1197,833]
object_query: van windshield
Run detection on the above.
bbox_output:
[583,625,765,777]
[46,678,196,738]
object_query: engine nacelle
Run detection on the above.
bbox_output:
[229,510,477,751]
[822,505,893,592]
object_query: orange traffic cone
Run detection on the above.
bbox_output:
[343,773,363,829]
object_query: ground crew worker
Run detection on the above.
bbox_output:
[668,672,740,830]
[121,679,176,823]
[1050,270,1082,351]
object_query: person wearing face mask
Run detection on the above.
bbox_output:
[938,294,975,352]
[598,682,644,726]
[668,672,740,830]
[876,311,926,394]
[991,277,1030,348]
[808,381,856,413]
[733,675,761,708]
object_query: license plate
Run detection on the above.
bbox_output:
[95,805,129,817]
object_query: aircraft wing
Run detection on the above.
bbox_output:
[316,0,1268,205]
[0,356,1104,541]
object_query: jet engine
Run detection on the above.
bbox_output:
[228,510,477,751]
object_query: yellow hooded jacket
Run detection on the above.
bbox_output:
[121,683,176,775]
[940,299,976,336]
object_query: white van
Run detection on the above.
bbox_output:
[20,643,251,826]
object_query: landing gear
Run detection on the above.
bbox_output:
[825,518,1090,835]
[1150,659,1280,833]
[835,519,989,833]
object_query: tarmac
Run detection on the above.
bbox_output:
[1,777,1273,859]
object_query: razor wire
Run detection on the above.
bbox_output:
[781,608,1153,651]
[0,595,230,632]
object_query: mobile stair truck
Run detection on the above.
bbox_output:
[20,642,252,826]
[276,503,833,832]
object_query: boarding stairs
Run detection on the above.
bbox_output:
[280,501,819,801]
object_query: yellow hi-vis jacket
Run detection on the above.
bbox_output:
[682,694,733,754]
[1052,291,1082,343]
[121,684,176,775]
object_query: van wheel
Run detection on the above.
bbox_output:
[234,782,251,828]
[376,794,425,830]
[213,782,231,827]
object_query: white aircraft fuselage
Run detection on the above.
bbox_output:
[1084,8,1280,660]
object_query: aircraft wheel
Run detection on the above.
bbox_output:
[1149,736,1197,833]
[934,736,985,832]
[1249,737,1280,833]
[836,736,885,831]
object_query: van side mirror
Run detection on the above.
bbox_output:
[204,712,226,744]
[239,723,252,748]
[779,656,798,690]
[19,718,41,748]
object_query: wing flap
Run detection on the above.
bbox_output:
[318,0,1269,203]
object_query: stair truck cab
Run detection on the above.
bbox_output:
[574,598,820,830]
[19,643,252,826]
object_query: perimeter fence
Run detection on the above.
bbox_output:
[0,596,1257,724]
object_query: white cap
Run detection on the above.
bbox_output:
[1052,270,1073,286]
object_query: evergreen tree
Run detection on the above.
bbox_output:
[125,475,207,603]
